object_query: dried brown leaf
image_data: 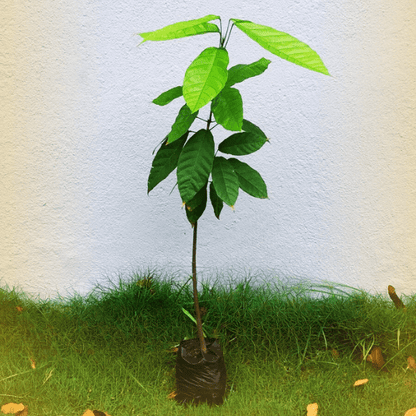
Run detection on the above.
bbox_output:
[1,403,25,414]
[353,378,369,387]
[388,285,405,309]
[307,402,318,416]
[407,356,416,371]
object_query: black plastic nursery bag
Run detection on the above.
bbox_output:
[175,337,227,407]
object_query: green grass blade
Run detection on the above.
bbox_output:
[183,47,229,113]
[181,308,207,337]
[138,15,220,44]
[211,87,243,131]
[225,57,271,88]
[177,129,215,203]
[231,19,330,76]
[152,86,183,106]
[228,158,268,199]
[212,157,239,208]
[147,133,188,194]
[167,104,198,144]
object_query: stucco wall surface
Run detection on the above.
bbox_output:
[1,0,415,301]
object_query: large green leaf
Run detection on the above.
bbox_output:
[242,119,268,139]
[211,87,243,131]
[148,133,188,194]
[185,183,207,225]
[209,182,223,219]
[218,131,268,155]
[153,86,183,106]
[212,157,239,208]
[177,129,215,203]
[167,105,198,144]
[138,15,220,44]
[183,47,229,113]
[225,58,271,88]
[228,158,268,199]
[231,19,329,76]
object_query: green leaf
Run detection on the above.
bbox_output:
[228,158,268,199]
[177,129,215,203]
[242,119,268,139]
[211,87,243,131]
[153,86,183,106]
[167,105,198,144]
[185,182,208,225]
[231,19,330,76]
[209,182,223,219]
[212,157,239,208]
[225,58,271,88]
[148,133,188,194]
[218,131,268,155]
[183,47,229,113]
[138,15,220,44]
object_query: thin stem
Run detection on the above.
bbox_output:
[189,109,215,355]
[223,22,235,50]
[192,221,207,353]
[219,18,223,47]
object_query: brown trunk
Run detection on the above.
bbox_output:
[191,221,207,353]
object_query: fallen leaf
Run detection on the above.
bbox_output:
[1,403,25,414]
[388,285,405,309]
[404,408,416,416]
[407,356,416,371]
[15,406,28,416]
[307,402,318,416]
[353,378,369,387]
[367,346,386,370]
[167,391,177,400]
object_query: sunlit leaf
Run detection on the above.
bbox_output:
[148,133,188,193]
[167,105,198,144]
[183,47,229,113]
[153,86,183,106]
[225,57,271,88]
[231,19,330,75]
[138,15,220,44]
[211,87,243,131]
[177,129,215,203]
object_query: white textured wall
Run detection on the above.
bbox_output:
[1,0,415,301]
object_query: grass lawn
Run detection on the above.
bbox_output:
[1,268,416,415]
